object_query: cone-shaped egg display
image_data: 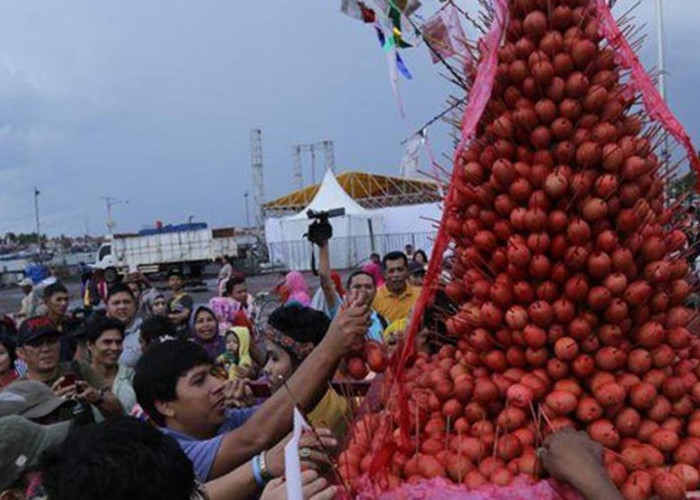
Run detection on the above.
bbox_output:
[338,1,700,499]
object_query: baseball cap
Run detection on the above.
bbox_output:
[0,415,71,490]
[0,380,75,419]
[17,317,61,346]
[167,268,183,278]
[18,277,33,287]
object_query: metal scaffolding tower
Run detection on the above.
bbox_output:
[101,196,128,234]
[250,129,266,229]
[292,140,335,189]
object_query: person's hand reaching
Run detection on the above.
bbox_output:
[540,428,622,500]
[321,295,370,357]
[261,470,337,500]
[75,381,101,405]
[223,379,255,408]
[265,427,338,478]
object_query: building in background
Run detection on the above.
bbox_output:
[263,169,442,270]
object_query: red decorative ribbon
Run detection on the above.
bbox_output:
[594,0,700,188]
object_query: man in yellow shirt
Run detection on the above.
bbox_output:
[372,251,420,324]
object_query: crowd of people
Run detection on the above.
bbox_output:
[0,244,619,499]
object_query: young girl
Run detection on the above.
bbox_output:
[263,305,348,438]
[216,327,254,380]
[217,329,240,372]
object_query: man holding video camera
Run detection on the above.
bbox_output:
[306,210,387,343]
[305,209,344,315]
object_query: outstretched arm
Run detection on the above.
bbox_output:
[208,298,370,479]
[318,242,338,311]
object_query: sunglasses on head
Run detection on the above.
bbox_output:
[26,335,60,348]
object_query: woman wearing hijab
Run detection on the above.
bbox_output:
[276,271,311,307]
[189,305,226,360]
[141,288,168,318]
[362,262,384,287]
[208,275,255,335]
[262,304,348,438]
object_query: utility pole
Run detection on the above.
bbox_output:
[655,0,671,204]
[656,0,667,102]
[250,129,266,230]
[101,196,128,234]
[293,145,303,190]
[244,191,251,227]
[33,187,42,255]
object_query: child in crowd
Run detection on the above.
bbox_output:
[216,327,253,380]
[216,329,240,373]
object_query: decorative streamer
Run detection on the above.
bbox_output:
[422,4,470,64]
[399,131,425,178]
[395,52,413,79]
[594,0,700,188]
[341,0,377,23]
[375,23,409,117]
[422,130,446,196]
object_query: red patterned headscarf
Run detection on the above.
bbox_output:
[263,324,314,362]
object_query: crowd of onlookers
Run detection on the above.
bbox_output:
[0,239,636,500]
[0,244,432,500]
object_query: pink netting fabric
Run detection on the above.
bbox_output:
[594,0,700,186]
[396,0,510,407]
[400,0,510,367]
[386,0,511,450]
[356,476,582,500]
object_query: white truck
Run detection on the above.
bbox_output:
[94,223,239,276]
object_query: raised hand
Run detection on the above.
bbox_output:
[321,295,371,357]
[223,379,255,408]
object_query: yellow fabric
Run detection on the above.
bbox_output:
[226,327,253,380]
[383,318,408,344]
[307,389,349,439]
[372,284,420,324]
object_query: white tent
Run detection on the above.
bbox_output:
[368,202,442,257]
[265,170,385,270]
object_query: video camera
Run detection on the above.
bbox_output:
[305,208,345,246]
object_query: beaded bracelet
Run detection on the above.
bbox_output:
[259,451,272,482]
[251,455,264,488]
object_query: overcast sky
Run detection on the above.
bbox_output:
[0,0,697,237]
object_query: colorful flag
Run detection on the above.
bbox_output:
[341,0,376,23]
[422,4,469,64]
[340,0,363,20]
[396,52,413,79]
[399,131,425,178]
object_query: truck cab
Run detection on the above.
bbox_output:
[95,243,117,270]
